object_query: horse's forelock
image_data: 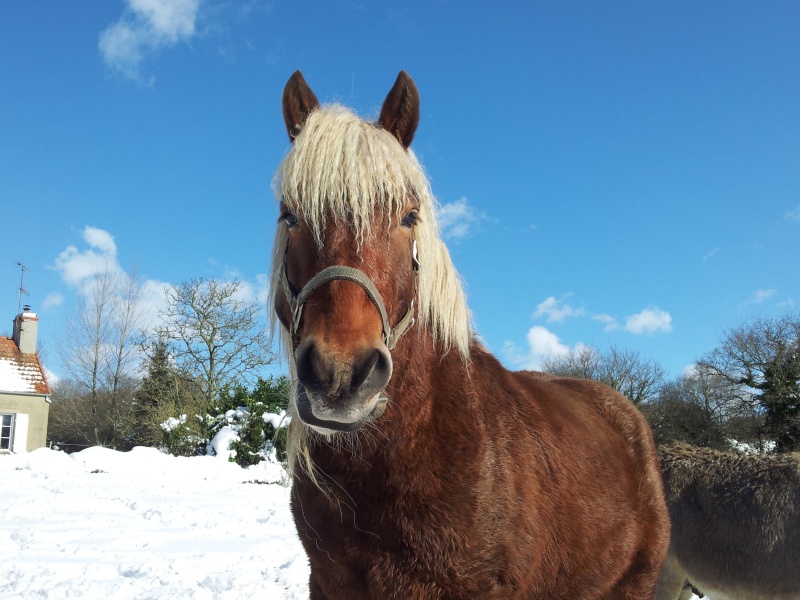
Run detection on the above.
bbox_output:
[274,105,410,243]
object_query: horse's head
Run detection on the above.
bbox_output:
[273,71,425,434]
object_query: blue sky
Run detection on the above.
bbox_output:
[1,1,799,381]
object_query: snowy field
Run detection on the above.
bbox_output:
[0,447,309,599]
[1,447,700,600]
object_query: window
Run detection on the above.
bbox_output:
[1,414,14,452]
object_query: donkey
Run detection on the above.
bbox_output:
[656,443,800,600]
[270,70,670,599]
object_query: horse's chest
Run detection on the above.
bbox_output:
[292,483,522,599]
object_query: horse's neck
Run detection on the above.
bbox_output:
[388,326,478,420]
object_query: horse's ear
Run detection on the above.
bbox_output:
[282,70,320,142]
[379,71,420,149]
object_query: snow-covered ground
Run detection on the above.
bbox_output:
[1,446,700,600]
[0,447,309,599]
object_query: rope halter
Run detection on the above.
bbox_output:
[279,241,419,351]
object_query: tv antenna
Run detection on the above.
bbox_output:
[17,261,29,314]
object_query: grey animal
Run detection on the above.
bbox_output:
[656,443,800,600]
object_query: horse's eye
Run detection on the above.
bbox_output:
[401,210,419,229]
[280,211,299,229]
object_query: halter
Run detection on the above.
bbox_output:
[279,241,419,351]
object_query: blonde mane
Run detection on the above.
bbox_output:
[269,104,473,473]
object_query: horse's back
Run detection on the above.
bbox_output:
[512,368,662,468]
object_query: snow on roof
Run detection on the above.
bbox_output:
[0,337,51,395]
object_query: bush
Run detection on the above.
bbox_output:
[160,414,204,456]
[184,376,291,467]
[227,377,290,465]
[641,397,727,450]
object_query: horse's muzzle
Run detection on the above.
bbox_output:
[294,337,392,432]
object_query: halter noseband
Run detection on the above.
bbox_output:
[279,241,418,351]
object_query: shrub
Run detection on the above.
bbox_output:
[198,376,291,467]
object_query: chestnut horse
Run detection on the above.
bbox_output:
[271,70,669,599]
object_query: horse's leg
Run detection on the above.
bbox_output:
[654,551,689,600]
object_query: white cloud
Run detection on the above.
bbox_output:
[41,292,64,311]
[702,247,719,262]
[524,295,673,337]
[533,295,585,323]
[504,325,572,370]
[99,0,201,83]
[681,363,699,378]
[785,205,800,223]
[52,226,120,287]
[43,366,59,386]
[592,313,619,332]
[241,273,271,305]
[139,278,172,332]
[624,307,673,335]
[49,226,166,333]
[748,289,777,304]
[83,226,118,254]
[436,197,483,240]
[218,268,271,305]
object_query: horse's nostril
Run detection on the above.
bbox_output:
[356,347,392,398]
[350,349,380,393]
[295,339,324,395]
[295,339,392,403]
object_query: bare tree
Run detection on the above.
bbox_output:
[542,344,666,404]
[59,264,113,435]
[642,366,745,449]
[541,345,600,380]
[154,278,274,424]
[681,364,749,429]
[55,264,146,448]
[47,378,98,451]
[699,312,800,451]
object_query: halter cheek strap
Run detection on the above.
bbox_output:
[280,244,418,351]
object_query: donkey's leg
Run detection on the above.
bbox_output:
[678,582,698,600]
[654,551,690,600]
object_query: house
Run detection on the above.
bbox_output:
[0,307,51,452]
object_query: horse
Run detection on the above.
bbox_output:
[270,70,670,599]
[656,444,800,600]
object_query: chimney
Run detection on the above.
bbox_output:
[13,305,38,354]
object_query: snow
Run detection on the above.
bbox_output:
[160,414,187,432]
[208,425,240,461]
[0,357,40,393]
[0,446,703,600]
[0,447,308,599]
[263,410,290,430]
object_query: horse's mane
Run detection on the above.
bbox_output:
[269,104,473,472]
